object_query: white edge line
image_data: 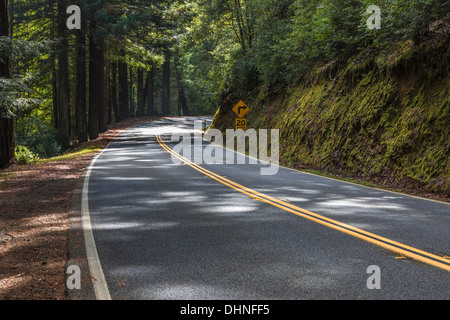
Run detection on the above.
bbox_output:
[81,148,112,300]
[78,118,207,300]
[80,120,160,300]
[80,117,447,300]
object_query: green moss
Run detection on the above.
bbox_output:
[212,34,450,196]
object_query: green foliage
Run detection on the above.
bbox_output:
[0,76,38,118]
[5,0,449,163]
[361,0,450,47]
[14,145,39,165]
[225,52,260,94]
[15,116,61,159]
[212,12,450,195]
[186,0,450,97]
[0,36,50,118]
[251,0,294,85]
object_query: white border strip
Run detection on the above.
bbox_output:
[78,118,199,300]
[81,149,112,300]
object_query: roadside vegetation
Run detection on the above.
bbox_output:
[208,1,449,198]
[1,0,448,194]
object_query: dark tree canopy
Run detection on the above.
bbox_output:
[1,0,448,166]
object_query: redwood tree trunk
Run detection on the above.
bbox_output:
[179,88,189,116]
[52,54,58,130]
[118,52,129,121]
[76,27,87,143]
[57,0,71,147]
[137,68,144,116]
[0,118,14,169]
[111,61,119,122]
[146,61,155,116]
[97,43,107,133]
[162,53,171,116]
[129,66,134,116]
[0,0,15,168]
[174,55,189,116]
[88,33,99,140]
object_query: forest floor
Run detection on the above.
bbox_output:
[0,116,159,300]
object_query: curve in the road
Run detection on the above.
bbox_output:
[156,134,450,273]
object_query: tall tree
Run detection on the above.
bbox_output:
[52,51,58,130]
[161,52,171,116]
[87,0,110,138]
[0,0,15,168]
[75,1,87,142]
[56,0,71,147]
[88,30,99,140]
[110,60,119,122]
[136,67,145,116]
[97,42,107,133]
[174,54,189,116]
[146,61,155,116]
[129,65,134,116]
[118,50,129,121]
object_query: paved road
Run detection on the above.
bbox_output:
[85,117,450,300]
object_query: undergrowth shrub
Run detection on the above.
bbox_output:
[15,116,61,159]
[15,145,39,165]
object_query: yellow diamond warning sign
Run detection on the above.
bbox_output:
[232,100,250,118]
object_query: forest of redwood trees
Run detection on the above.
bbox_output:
[1,0,448,169]
[0,0,193,168]
[0,0,14,168]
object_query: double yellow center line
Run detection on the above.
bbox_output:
[156,134,450,272]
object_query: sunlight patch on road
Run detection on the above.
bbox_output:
[320,198,406,211]
[102,177,156,181]
[94,221,180,231]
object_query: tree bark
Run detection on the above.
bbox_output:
[129,66,134,116]
[76,27,87,143]
[0,0,14,168]
[88,33,99,140]
[178,88,189,116]
[111,61,119,123]
[0,117,14,169]
[97,43,107,133]
[8,0,13,40]
[52,53,58,130]
[162,53,171,116]
[174,55,189,116]
[118,51,129,121]
[56,0,71,147]
[137,68,145,116]
[146,61,155,116]
[106,61,111,124]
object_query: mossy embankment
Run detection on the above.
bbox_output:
[211,17,449,199]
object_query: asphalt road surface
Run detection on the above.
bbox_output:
[84,117,450,300]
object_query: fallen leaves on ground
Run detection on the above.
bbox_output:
[0,117,158,300]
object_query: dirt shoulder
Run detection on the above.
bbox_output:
[0,117,159,300]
